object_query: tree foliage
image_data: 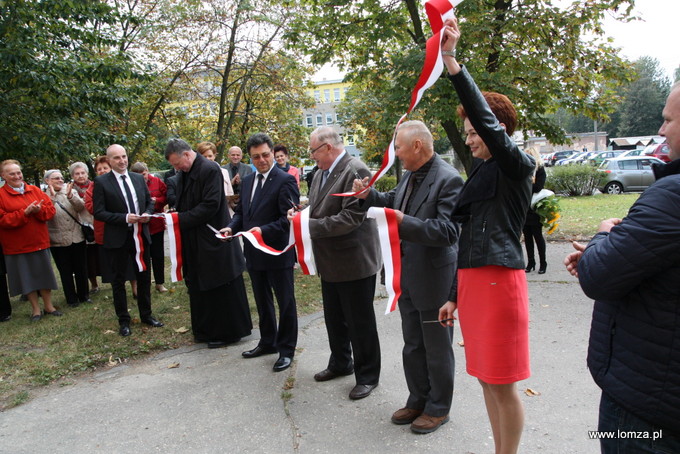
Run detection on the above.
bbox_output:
[286,0,637,173]
[0,0,145,174]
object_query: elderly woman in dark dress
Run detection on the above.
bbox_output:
[438,18,534,454]
[0,160,61,321]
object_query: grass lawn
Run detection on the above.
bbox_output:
[0,192,640,409]
[548,193,640,241]
[0,265,322,410]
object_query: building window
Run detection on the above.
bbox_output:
[314,90,320,102]
[306,114,313,128]
[316,113,323,126]
[347,135,355,146]
[333,88,341,102]
[335,113,343,125]
[324,89,330,102]
[326,113,334,125]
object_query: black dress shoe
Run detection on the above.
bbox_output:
[273,356,292,372]
[208,341,229,349]
[0,315,11,322]
[538,262,548,274]
[242,345,277,358]
[119,324,132,337]
[349,383,378,400]
[313,367,354,382]
[142,317,164,327]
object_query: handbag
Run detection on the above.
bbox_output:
[55,200,95,243]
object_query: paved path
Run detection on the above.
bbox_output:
[0,242,602,454]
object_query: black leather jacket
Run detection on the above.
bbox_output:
[449,67,534,270]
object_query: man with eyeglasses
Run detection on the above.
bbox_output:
[224,133,300,372]
[302,126,382,400]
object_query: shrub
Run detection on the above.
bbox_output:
[545,165,604,196]
[374,175,398,192]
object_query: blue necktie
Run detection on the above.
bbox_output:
[250,173,264,213]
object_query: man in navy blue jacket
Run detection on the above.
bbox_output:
[565,84,680,452]
[224,133,299,372]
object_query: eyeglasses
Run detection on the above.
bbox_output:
[251,151,272,161]
[308,143,328,156]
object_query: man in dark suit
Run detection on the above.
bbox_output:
[353,121,463,433]
[300,126,382,400]
[223,133,299,372]
[165,139,252,348]
[223,146,253,195]
[93,144,163,336]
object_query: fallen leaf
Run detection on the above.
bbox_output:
[174,326,190,334]
[525,388,541,397]
[167,363,180,369]
[104,329,116,334]
[107,355,119,366]
[541,304,550,308]
[173,306,180,310]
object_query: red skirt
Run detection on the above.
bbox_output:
[458,265,530,384]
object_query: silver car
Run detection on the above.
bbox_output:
[598,156,665,194]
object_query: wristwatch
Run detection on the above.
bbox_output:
[441,50,456,57]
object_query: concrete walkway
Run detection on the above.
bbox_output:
[0,242,602,454]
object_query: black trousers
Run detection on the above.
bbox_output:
[321,274,380,386]
[150,231,165,285]
[248,267,298,357]
[523,224,546,264]
[106,232,152,324]
[51,241,89,304]
[0,273,10,319]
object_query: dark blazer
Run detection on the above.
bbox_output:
[223,162,253,194]
[228,165,299,271]
[363,154,463,309]
[93,170,152,248]
[308,152,381,282]
[175,153,245,290]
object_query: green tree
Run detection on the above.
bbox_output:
[286,0,636,173]
[612,56,670,137]
[0,0,144,174]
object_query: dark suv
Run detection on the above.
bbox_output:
[548,151,576,167]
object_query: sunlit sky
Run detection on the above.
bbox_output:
[313,0,679,82]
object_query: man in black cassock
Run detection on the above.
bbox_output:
[165,138,252,348]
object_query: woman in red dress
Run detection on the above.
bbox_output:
[438,18,534,454]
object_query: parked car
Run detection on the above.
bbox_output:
[598,156,665,194]
[618,148,647,158]
[557,151,589,165]
[548,150,577,166]
[588,150,623,166]
[643,143,671,163]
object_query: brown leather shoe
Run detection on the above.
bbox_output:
[410,413,449,434]
[348,383,377,400]
[391,407,423,425]
[313,368,354,382]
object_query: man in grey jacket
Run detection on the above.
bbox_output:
[303,126,382,401]
[353,121,463,434]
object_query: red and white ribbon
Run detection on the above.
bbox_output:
[207,207,317,276]
[335,0,462,197]
[132,222,146,272]
[367,207,402,314]
[291,207,316,275]
[164,212,183,282]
